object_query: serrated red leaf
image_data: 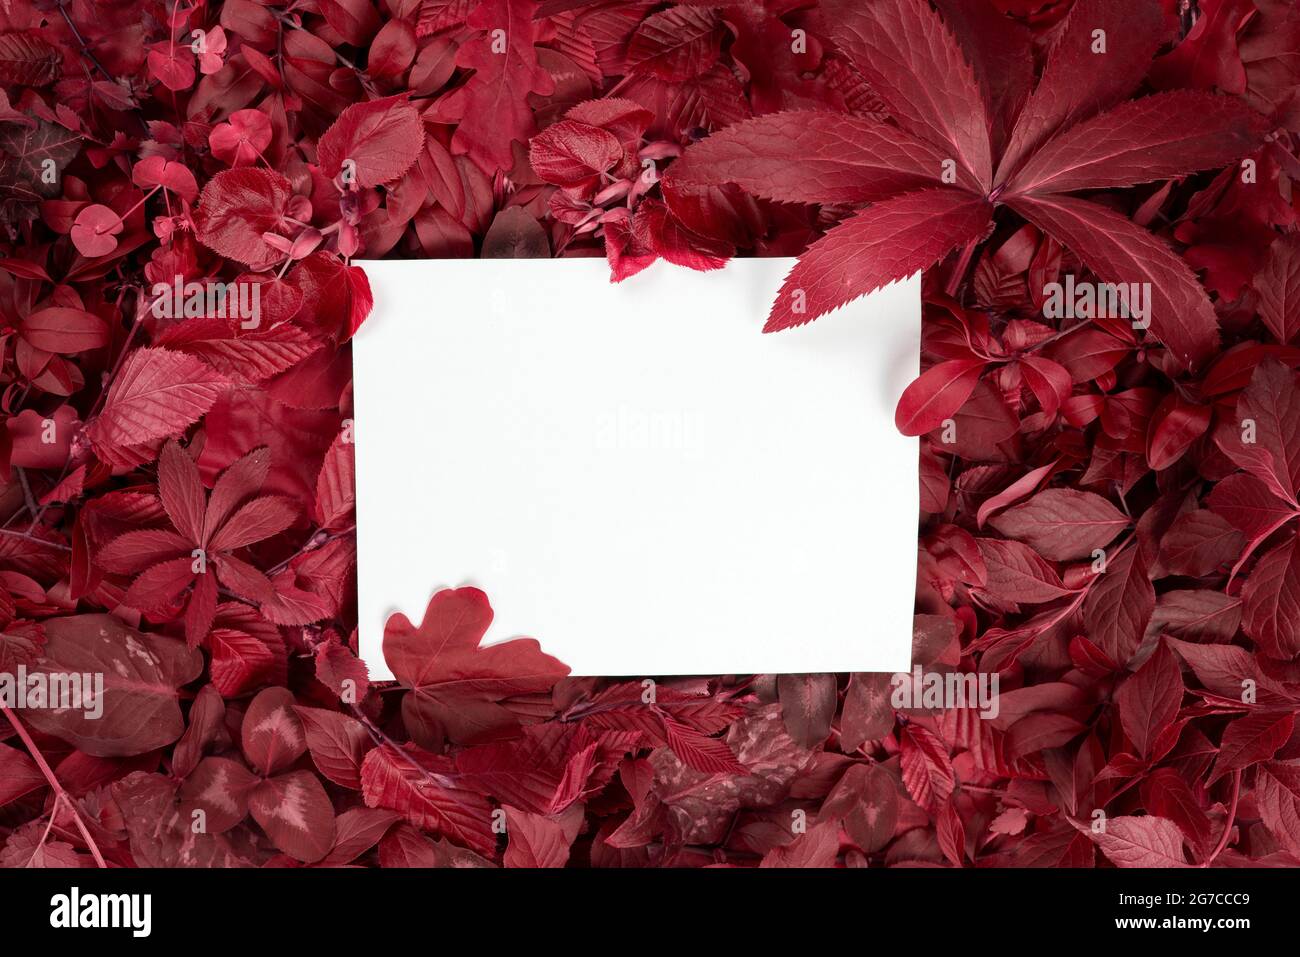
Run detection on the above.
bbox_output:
[1092,815,1189,867]
[821,0,991,189]
[766,189,993,332]
[360,744,494,855]
[317,95,423,188]
[1008,193,1219,369]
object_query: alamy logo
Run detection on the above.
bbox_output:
[150,277,260,328]
[890,666,1000,719]
[1042,274,1151,329]
[49,887,151,937]
[0,667,103,719]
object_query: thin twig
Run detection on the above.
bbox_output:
[1,705,107,867]
[0,528,71,551]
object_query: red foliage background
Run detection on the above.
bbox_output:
[0,0,1298,868]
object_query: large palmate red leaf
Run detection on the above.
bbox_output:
[1005,91,1267,195]
[766,189,993,331]
[1007,193,1220,368]
[384,586,569,746]
[820,0,992,188]
[996,0,1165,181]
[439,0,554,171]
[22,615,202,757]
[664,110,959,204]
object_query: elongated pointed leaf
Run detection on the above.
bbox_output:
[668,110,960,205]
[997,0,1165,181]
[766,189,992,332]
[1006,92,1267,195]
[1008,193,1218,369]
[894,357,987,436]
[821,0,991,188]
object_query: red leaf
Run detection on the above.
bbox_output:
[440,0,555,172]
[626,7,725,81]
[821,0,991,189]
[1242,529,1300,658]
[192,168,292,270]
[976,538,1072,605]
[997,0,1165,179]
[155,319,319,385]
[895,357,987,436]
[20,306,109,354]
[295,705,370,790]
[248,769,336,863]
[180,756,257,833]
[1210,710,1294,782]
[208,628,275,697]
[241,686,307,776]
[1256,234,1300,345]
[1255,761,1300,859]
[69,204,123,258]
[1157,510,1245,577]
[360,744,494,855]
[384,587,569,745]
[86,348,230,460]
[22,614,202,757]
[529,119,622,188]
[1082,545,1155,665]
[502,805,576,867]
[1006,92,1265,195]
[1092,815,1189,867]
[1146,396,1212,471]
[1215,358,1300,504]
[663,718,746,775]
[0,31,60,86]
[670,110,959,205]
[776,673,837,749]
[1007,193,1219,369]
[899,722,955,814]
[760,822,840,868]
[317,95,423,188]
[989,488,1128,561]
[766,189,993,332]
[1115,641,1183,759]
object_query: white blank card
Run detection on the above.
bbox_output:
[353,258,919,676]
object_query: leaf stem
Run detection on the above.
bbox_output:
[944,238,979,298]
[1204,769,1241,867]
